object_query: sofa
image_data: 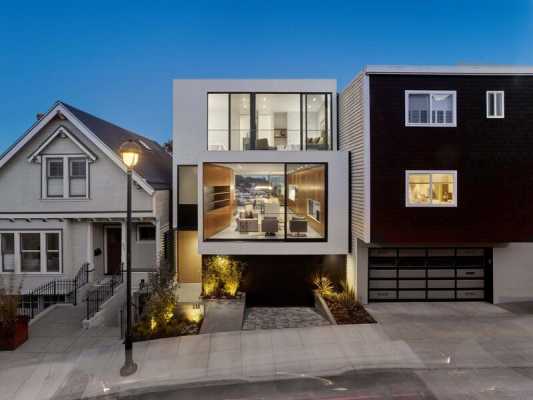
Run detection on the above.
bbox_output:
[261,216,279,236]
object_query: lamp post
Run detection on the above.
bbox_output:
[119,139,141,377]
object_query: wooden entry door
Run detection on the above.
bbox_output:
[105,227,122,275]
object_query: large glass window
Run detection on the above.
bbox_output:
[208,94,229,151]
[406,171,457,207]
[305,94,330,150]
[20,233,41,272]
[203,163,326,240]
[207,93,331,151]
[1,233,15,272]
[256,94,301,150]
[405,91,456,127]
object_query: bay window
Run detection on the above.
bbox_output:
[406,171,457,207]
[405,91,456,127]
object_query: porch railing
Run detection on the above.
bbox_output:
[17,262,91,320]
[85,269,124,320]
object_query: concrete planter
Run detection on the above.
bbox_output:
[0,317,29,350]
[200,292,246,333]
[313,290,337,325]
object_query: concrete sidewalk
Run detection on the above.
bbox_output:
[3,302,533,399]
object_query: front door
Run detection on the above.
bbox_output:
[105,227,122,275]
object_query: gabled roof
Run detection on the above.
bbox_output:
[27,125,97,162]
[0,101,172,192]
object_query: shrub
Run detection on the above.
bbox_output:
[312,273,335,298]
[337,281,357,308]
[203,256,244,297]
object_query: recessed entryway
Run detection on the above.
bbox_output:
[104,225,122,275]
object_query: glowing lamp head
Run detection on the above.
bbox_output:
[119,139,141,169]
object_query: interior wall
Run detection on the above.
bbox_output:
[287,165,326,236]
[178,230,202,283]
[203,164,235,237]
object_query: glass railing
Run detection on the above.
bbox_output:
[208,129,331,151]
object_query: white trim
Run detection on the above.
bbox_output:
[136,223,156,242]
[0,103,155,195]
[405,170,458,208]
[405,90,457,127]
[362,74,371,243]
[27,126,97,162]
[42,155,90,200]
[365,65,533,75]
[103,225,121,275]
[486,91,505,119]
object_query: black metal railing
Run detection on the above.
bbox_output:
[17,263,91,320]
[85,269,124,320]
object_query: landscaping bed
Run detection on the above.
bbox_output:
[132,313,202,342]
[323,295,376,325]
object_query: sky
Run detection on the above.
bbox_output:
[0,0,532,153]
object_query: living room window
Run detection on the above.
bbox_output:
[486,91,504,118]
[406,170,457,207]
[1,231,62,274]
[203,162,327,241]
[405,91,457,127]
[43,156,89,199]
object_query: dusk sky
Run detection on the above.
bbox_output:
[1,0,532,153]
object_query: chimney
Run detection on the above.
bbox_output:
[36,113,45,121]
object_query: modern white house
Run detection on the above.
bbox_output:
[173,80,350,305]
[0,101,172,292]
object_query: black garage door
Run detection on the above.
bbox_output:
[368,248,492,302]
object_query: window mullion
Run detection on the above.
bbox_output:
[14,233,20,274]
[429,174,433,205]
[40,232,46,273]
[63,157,69,198]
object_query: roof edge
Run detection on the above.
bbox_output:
[364,65,533,75]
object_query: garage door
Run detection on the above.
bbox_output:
[368,248,492,302]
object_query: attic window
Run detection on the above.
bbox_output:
[42,156,89,199]
[138,140,152,151]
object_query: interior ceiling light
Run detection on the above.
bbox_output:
[312,97,317,102]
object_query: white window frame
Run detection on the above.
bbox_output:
[405,90,457,127]
[405,170,458,208]
[136,224,156,242]
[0,233,15,273]
[42,155,89,200]
[0,231,62,274]
[486,91,505,119]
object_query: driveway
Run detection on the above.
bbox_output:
[2,302,533,399]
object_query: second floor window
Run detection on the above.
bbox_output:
[486,91,504,118]
[44,156,88,199]
[406,170,457,207]
[405,91,457,127]
[207,93,332,151]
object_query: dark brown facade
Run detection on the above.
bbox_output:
[369,74,533,243]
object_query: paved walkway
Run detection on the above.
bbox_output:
[199,299,245,334]
[243,307,329,330]
[4,302,533,399]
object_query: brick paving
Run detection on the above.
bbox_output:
[242,307,330,330]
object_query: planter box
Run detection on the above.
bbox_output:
[0,318,29,351]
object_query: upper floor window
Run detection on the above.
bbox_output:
[43,156,89,199]
[406,170,457,207]
[207,93,332,151]
[486,91,504,118]
[405,91,457,127]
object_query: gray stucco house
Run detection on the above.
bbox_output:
[0,101,172,291]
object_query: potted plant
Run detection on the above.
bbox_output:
[0,274,28,350]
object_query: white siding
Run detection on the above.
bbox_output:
[339,72,370,243]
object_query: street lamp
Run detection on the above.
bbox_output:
[119,139,141,377]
